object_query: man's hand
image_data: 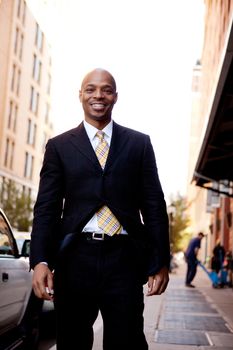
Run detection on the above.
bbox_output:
[147,266,169,296]
[32,263,54,300]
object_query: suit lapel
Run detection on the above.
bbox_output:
[69,121,128,172]
[70,122,101,170]
[105,121,128,171]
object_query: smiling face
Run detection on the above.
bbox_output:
[79,69,118,129]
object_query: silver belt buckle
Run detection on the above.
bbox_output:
[92,232,105,240]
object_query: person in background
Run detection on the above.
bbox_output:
[29,68,170,350]
[225,251,233,287]
[211,239,225,274]
[211,239,227,287]
[185,232,205,288]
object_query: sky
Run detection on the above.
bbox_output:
[26,0,205,203]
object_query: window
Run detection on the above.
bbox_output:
[13,105,18,132]
[32,54,42,83]
[10,142,15,170]
[16,69,21,96]
[207,188,220,212]
[17,0,26,24]
[35,23,43,52]
[22,0,26,24]
[17,0,21,18]
[0,177,5,206]
[30,87,34,111]
[11,64,16,92]
[27,119,37,146]
[8,101,13,129]
[47,74,51,94]
[4,138,9,167]
[14,27,23,59]
[42,132,48,151]
[24,152,34,179]
[14,27,19,54]
[27,119,31,144]
[0,213,14,256]
[11,65,21,95]
[7,100,18,131]
[45,102,50,123]
[32,54,36,77]
[19,33,24,60]
[30,86,39,115]
[4,138,15,170]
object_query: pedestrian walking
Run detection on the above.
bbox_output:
[29,68,170,350]
[185,232,205,288]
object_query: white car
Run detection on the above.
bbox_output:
[13,231,31,256]
[0,208,43,349]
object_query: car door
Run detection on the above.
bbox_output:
[0,210,32,335]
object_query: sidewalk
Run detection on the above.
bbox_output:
[144,260,233,350]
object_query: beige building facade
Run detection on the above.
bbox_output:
[0,0,54,197]
[187,62,211,244]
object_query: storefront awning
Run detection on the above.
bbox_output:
[193,23,233,197]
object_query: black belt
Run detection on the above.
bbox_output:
[81,232,128,241]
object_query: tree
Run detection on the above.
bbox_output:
[168,193,191,253]
[0,179,34,232]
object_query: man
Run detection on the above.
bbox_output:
[185,232,205,288]
[30,68,170,350]
[212,239,225,274]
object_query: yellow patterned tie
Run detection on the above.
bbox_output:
[95,131,121,236]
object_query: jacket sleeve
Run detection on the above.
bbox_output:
[140,136,170,275]
[30,139,64,269]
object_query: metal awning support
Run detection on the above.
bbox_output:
[194,172,233,197]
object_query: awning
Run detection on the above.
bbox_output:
[193,22,233,197]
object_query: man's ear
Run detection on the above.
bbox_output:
[114,92,118,104]
[79,90,82,102]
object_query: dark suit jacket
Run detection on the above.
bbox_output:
[30,121,170,276]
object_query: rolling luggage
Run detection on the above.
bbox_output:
[197,260,222,288]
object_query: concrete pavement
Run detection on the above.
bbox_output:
[144,260,233,350]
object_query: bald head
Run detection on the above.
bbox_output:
[79,68,118,129]
[81,68,117,92]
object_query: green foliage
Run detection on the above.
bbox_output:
[0,179,34,232]
[168,193,191,253]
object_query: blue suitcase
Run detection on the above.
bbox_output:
[197,261,220,287]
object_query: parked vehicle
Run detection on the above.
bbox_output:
[0,208,43,350]
[13,231,31,256]
[13,230,55,346]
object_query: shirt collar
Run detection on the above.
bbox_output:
[84,120,113,141]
